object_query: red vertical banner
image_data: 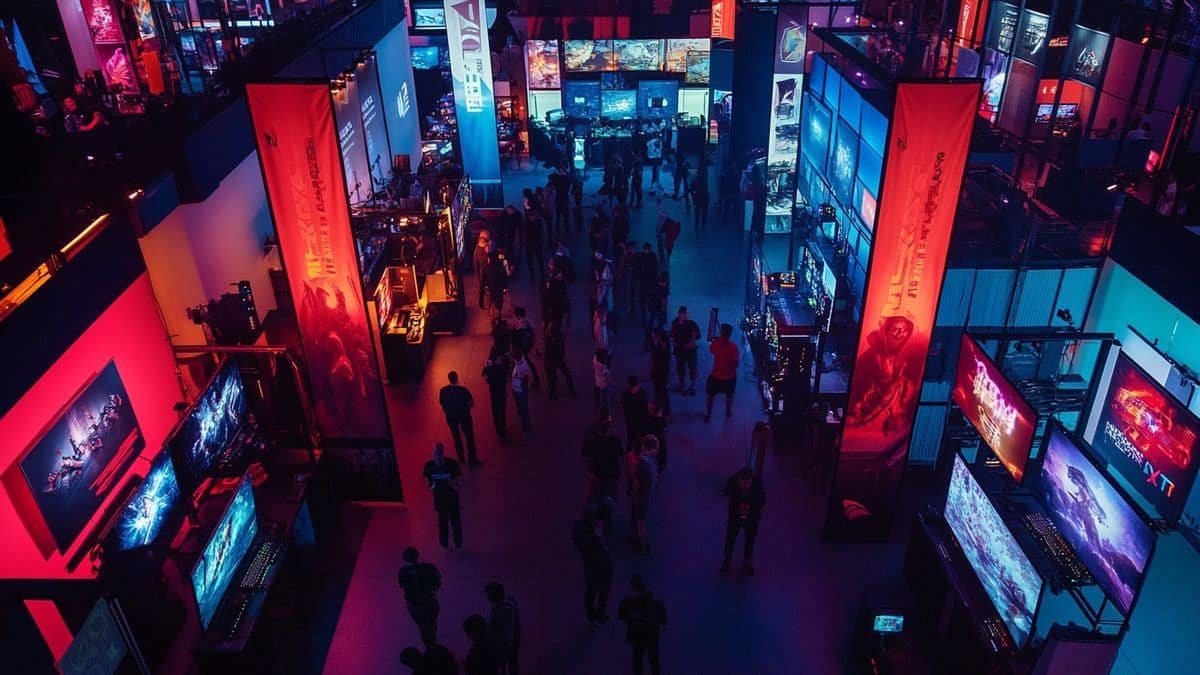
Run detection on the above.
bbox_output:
[246,83,391,443]
[711,0,735,39]
[826,81,980,539]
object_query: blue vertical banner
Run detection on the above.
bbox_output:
[376,20,423,173]
[356,54,392,191]
[444,0,503,206]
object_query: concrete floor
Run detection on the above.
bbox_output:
[320,165,914,675]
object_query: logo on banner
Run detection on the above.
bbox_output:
[972,357,1020,450]
[396,82,412,119]
[448,0,486,112]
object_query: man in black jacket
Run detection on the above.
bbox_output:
[481,350,511,441]
[720,466,767,575]
[423,444,464,550]
[397,547,443,646]
[542,322,575,399]
[581,417,623,531]
[618,575,668,675]
[438,371,480,466]
[572,506,614,624]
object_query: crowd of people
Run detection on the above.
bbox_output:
[399,155,772,674]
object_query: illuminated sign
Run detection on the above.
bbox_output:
[826,81,980,538]
[376,21,422,172]
[444,0,502,205]
[952,334,1037,482]
[246,83,391,442]
[711,0,736,40]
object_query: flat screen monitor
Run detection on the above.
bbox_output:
[563,40,614,72]
[411,46,440,70]
[1090,351,1200,522]
[563,80,601,118]
[945,454,1043,647]
[190,474,258,630]
[525,40,561,89]
[602,90,637,118]
[13,361,145,553]
[637,80,678,120]
[413,8,445,29]
[613,39,663,71]
[168,360,248,491]
[829,120,858,206]
[57,599,128,675]
[685,50,711,86]
[952,334,1039,483]
[1056,103,1078,118]
[110,452,181,551]
[1035,103,1055,123]
[1038,424,1155,615]
[872,614,904,633]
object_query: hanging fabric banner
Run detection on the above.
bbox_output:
[825,81,980,540]
[444,0,503,206]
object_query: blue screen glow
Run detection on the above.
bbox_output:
[191,475,258,630]
[170,361,247,486]
[564,81,601,118]
[114,453,180,551]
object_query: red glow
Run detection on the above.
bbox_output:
[711,0,736,39]
[956,0,988,47]
[25,599,72,661]
[951,334,1037,482]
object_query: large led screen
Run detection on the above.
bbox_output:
[1039,425,1154,615]
[563,40,614,72]
[601,90,636,119]
[525,39,560,89]
[168,360,247,487]
[665,38,709,73]
[952,334,1038,483]
[1091,352,1200,522]
[411,46,440,70]
[829,119,858,205]
[637,80,678,120]
[800,94,831,168]
[112,452,180,551]
[191,475,258,630]
[15,361,144,553]
[563,80,601,118]
[946,454,1042,646]
[613,39,663,71]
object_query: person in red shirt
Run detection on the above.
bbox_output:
[705,323,740,422]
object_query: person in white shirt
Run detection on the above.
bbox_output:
[593,250,613,311]
[593,305,611,351]
[510,348,534,435]
[593,348,612,418]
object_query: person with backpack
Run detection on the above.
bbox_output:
[397,547,443,646]
[618,575,668,675]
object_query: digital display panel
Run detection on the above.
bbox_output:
[168,361,247,488]
[1039,425,1154,615]
[1091,352,1200,522]
[946,454,1042,646]
[15,362,144,553]
[1068,26,1109,87]
[411,46,440,70]
[873,614,904,633]
[601,89,637,118]
[685,50,711,86]
[563,40,614,72]
[191,475,258,630]
[413,7,446,28]
[665,38,709,73]
[112,452,180,551]
[829,119,858,205]
[952,334,1038,483]
[57,600,127,675]
[1014,10,1049,63]
[800,94,831,169]
[525,40,561,89]
[637,80,678,120]
[613,39,663,71]
[563,80,601,118]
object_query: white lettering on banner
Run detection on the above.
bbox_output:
[971,358,1018,449]
[447,0,486,114]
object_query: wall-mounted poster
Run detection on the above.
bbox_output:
[83,0,124,44]
[986,2,1019,53]
[1068,26,1110,87]
[525,40,560,89]
[666,38,709,73]
[1014,10,1049,63]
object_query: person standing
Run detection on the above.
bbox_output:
[581,417,623,526]
[628,436,657,554]
[644,402,668,474]
[593,349,613,419]
[662,217,681,261]
[423,444,464,550]
[474,232,492,310]
[691,172,710,232]
[671,154,689,201]
[462,615,499,675]
[542,322,576,399]
[400,644,459,675]
[541,269,569,332]
[439,371,481,466]
[670,307,701,395]
[552,166,571,232]
[654,199,667,260]
[720,466,766,575]
[510,348,534,435]
[592,304,611,352]
[522,212,546,283]
[484,582,520,675]
[704,323,740,422]
[592,250,613,312]
[481,350,511,441]
[617,575,668,675]
[620,376,649,450]
[572,506,614,624]
[485,251,511,317]
[397,547,443,646]
[630,158,644,207]
[510,307,541,387]
[632,243,658,319]
[649,329,672,417]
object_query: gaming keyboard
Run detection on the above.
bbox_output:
[1021,512,1093,585]
[239,539,285,590]
[981,615,1015,653]
[224,595,252,640]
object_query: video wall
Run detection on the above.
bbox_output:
[526,39,561,89]
[952,335,1039,484]
[602,90,637,119]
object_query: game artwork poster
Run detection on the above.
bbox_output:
[1039,426,1154,615]
[826,81,979,539]
[14,361,144,554]
[1093,352,1200,522]
[524,39,561,89]
[247,83,391,442]
[952,334,1038,483]
[444,0,503,206]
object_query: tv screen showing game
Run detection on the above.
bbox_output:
[411,46,440,70]
[111,452,181,551]
[801,94,831,169]
[685,50,711,86]
[1038,425,1155,615]
[872,614,904,633]
[945,454,1042,647]
[191,474,258,630]
[952,334,1039,484]
[413,7,445,29]
[613,39,663,71]
[14,361,144,553]
[829,119,858,206]
[602,89,637,118]
[1091,352,1200,522]
[169,360,247,490]
[637,80,678,120]
[57,599,128,675]
[563,80,601,118]
[665,38,709,73]
[563,40,614,72]
[1035,103,1055,123]
[525,40,561,89]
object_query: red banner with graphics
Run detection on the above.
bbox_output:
[826,81,979,539]
[246,83,390,442]
[711,0,735,39]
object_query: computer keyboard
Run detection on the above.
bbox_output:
[239,539,284,590]
[1021,512,1093,585]
[224,595,252,640]
[981,615,1014,652]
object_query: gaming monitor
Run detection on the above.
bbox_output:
[685,50,711,86]
[111,452,181,551]
[829,120,858,206]
[872,614,904,633]
[57,599,128,675]
[1038,424,1155,615]
[169,360,248,491]
[191,474,258,630]
[13,361,145,553]
[637,80,678,120]
[1090,351,1200,522]
[952,334,1039,484]
[945,454,1043,647]
[411,46,440,70]
[665,38,709,73]
[525,40,561,89]
[412,8,445,29]
[1035,103,1055,123]
[563,81,601,118]
[602,90,637,118]
[1056,103,1078,118]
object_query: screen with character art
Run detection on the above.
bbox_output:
[952,335,1038,483]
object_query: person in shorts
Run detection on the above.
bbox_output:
[705,323,739,422]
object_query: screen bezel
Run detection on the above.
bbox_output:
[952,334,1039,485]
[189,472,259,631]
[1037,420,1157,616]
